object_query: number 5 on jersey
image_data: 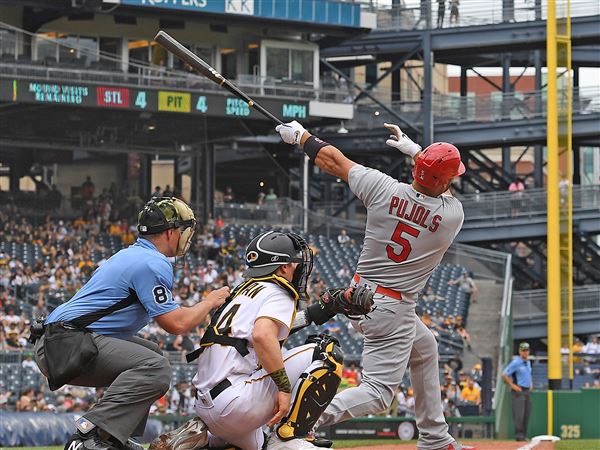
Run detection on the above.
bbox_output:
[387,222,420,263]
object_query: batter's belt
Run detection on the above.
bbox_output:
[352,273,416,302]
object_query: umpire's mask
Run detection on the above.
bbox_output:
[137,197,196,257]
[243,231,313,297]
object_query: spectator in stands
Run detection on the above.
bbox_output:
[5,328,22,350]
[337,228,351,246]
[173,330,196,357]
[583,335,600,355]
[322,317,342,335]
[471,363,483,384]
[437,0,446,28]
[460,376,481,407]
[456,325,472,350]
[336,265,351,281]
[2,305,22,332]
[502,342,533,441]
[508,178,525,217]
[163,185,173,197]
[22,354,38,370]
[422,286,446,303]
[342,362,360,388]
[444,380,461,404]
[265,187,278,202]
[449,0,459,25]
[448,271,478,303]
[31,197,230,450]
[223,186,235,203]
[215,215,225,230]
[81,176,95,202]
[152,186,162,198]
[443,399,461,418]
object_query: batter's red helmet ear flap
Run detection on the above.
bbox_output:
[412,142,465,189]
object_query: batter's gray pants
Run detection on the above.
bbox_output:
[318,297,453,450]
[35,332,171,445]
[511,390,531,439]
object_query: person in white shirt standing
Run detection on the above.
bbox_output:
[276,121,475,450]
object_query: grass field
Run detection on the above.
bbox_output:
[8,440,600,450]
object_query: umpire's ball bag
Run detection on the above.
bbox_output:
[44,323,99,391]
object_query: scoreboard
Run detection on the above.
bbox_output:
[0,78,309,120]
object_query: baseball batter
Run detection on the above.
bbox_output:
[150,231,372,450]
[276,121,476,450]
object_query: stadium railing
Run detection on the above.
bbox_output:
[361,0,599,31]
[0,22,346,104]
[215,198,367,236]
[352,87,600,128]
[458,185,600,222]
[513,285,600,319]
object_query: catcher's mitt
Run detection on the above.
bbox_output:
[320,285,374,320]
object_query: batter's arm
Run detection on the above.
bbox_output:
[299,132,356,182]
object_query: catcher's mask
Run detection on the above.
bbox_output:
[137,197,196,257]
[243,231,313,297]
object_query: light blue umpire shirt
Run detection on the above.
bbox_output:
[45,238,179,339]
[503,357,532,389]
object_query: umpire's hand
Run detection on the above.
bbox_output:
[267,391,291,427]
[205,286,230,309]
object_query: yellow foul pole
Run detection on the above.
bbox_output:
[546,0,562,397]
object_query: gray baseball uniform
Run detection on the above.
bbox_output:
[318,164,464,450]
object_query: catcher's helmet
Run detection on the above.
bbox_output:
[244,231,313,296]
[412,142,466,189]
[137,197,196,256]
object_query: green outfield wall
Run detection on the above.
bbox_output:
[501,388,600,439]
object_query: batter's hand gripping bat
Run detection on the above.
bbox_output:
[154,30,283,125]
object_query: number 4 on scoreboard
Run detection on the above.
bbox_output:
[135,91,147,109]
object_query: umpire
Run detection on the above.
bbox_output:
[31,197,229,450]
[502,342,533,441]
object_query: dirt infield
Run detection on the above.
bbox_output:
[336,441,557,450]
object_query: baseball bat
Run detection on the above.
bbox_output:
[154,30,284,125]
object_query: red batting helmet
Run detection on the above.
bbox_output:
[412,142,466,189]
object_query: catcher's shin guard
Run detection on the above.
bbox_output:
[276,335,343,441]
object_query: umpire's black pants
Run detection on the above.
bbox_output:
[35,333,171,445]
[511,389,531,440]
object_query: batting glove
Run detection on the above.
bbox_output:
[276,120,306,145]
[384,123,421,157]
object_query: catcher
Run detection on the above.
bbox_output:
[150,230,373,450]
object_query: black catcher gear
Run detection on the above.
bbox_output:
[320,285,374,320]
[243,231,313,298]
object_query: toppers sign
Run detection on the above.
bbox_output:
[125,0,255,15]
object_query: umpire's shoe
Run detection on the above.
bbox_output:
[122,437,144,450]
[64,431,119,450]
[149,417,208,450]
